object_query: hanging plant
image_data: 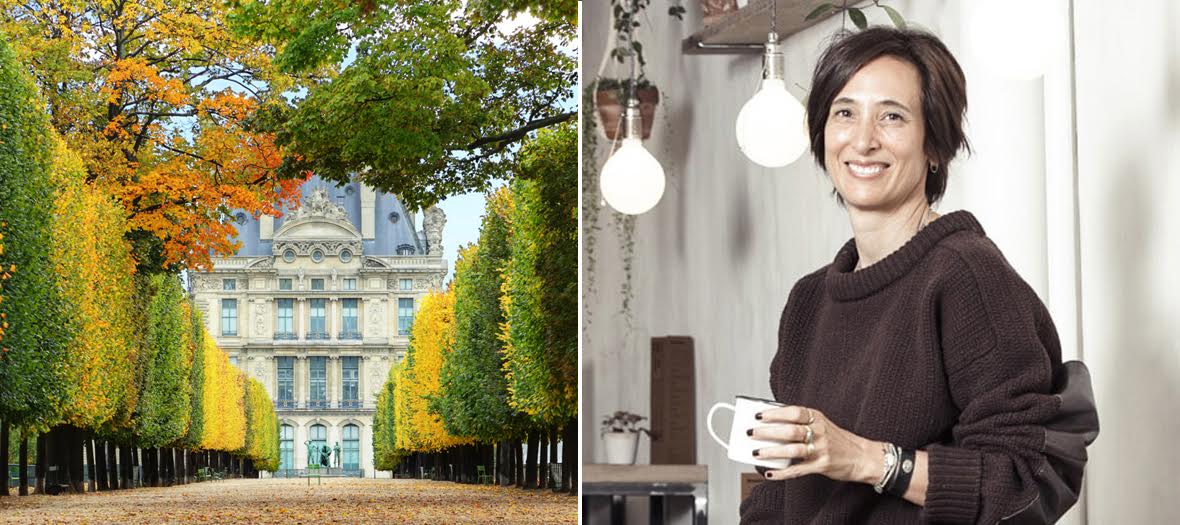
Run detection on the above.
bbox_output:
[581,86,602,339]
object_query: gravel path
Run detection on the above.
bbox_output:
[0,478,576,524]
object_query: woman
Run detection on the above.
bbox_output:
[740,27,1086,523]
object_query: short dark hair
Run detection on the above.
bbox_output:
[807,27,969,205]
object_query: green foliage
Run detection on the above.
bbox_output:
[501,122,577,426]
[435,190,528,441]
[49,137,139,433]
[372,365,404,471]
[135,274,192,447]
[227,0,575,208]
[184,306,206,448]
[242,378,279,471]
[0,35,70,429]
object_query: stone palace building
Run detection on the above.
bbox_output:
[191,176,448,477]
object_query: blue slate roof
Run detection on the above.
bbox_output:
[230,175,424,257]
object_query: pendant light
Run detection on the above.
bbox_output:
[735,0,808,168]
[599,0,665,215]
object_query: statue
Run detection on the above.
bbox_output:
[320,445,331,467]
[334,442,342,468]
[305,440,317,467]
[288,187,349,222]
[422,206,446,255]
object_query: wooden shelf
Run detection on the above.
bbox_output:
[683,0,838,54]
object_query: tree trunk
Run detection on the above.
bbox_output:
[35,434,46,494]
[513,439,522,487]
[562,418,575,495]
[94,440,106,491]
[525,430,539,489]
[549,427,559,490]
[85,438,95,492]
[19,429,29,496]
[538,432,548,490]
[1,419,9,496]
[67,427,85,493]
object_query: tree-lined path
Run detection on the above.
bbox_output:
[0,478,575,524]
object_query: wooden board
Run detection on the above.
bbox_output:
[651,336,696,464]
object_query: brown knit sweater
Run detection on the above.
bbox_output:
[740,211,1063,524]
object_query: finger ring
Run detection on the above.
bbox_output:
[803,425,814,445]
[805,442,816,458]
[805,408,815,425]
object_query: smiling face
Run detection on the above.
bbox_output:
[823,55,929,214]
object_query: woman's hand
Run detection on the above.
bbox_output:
[749,405,879,484]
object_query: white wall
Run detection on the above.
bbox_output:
[582,0,1179,523]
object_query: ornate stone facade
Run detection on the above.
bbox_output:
[194,182,447,478]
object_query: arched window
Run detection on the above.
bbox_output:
[309,424,327,467]
[396,244,415,255]
[280,424,294,471]
[343,424,360,470]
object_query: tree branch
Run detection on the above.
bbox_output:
[464,112,574,150]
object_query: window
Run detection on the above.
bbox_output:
[276,357,294,408]
[279,278,292,291]
[388,212,400,223]
[340,299,359,339]
[283,250,296,263]
[235,212,247,225]
[342,357,359,406]
[221,299,237,336]
[309,299,327,339]
[398,298,414,336]
[396,244,415,255]
[343,278,356,291]
[276,299,295,339]
[280,425,294,470]
[336,195,345,207]
[309,424,327,466]
[339,250,352,263]
[311,249,324,263]
[230,356,238,368]
[311,278,325,291]
[399,278,412,291]
[223,279,236,291]
[309,357,326,408]
[343,424,360,470]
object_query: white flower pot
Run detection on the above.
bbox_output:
[603,432,639,465]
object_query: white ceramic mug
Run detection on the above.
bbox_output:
[707,395,793,469]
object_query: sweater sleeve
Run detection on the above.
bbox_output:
[740,478,785,524]
[922,248,1063,524]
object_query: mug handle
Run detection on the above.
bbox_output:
[706,402,736,451]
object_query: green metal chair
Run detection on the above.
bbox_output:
[476,465,493,485]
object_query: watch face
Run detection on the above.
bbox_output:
[902,459,913,473]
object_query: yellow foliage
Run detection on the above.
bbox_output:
[48,136,139,431]
[200,333,246,451]
[394,289,474,452]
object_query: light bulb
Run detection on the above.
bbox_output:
[600,137,666,215]
[963,0,1063,80]
[736,78,809,167]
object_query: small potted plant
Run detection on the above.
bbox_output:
[600,410,652,464]
[595,0,683,140]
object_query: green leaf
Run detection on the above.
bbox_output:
[805,3,834,21]
[848,7,868,29]
[881,5,906,29]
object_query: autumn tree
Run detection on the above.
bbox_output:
[395,289,474,453]
[372,365,404,471]
[135,275,193,448]
[0,0,304,272]
[0,35,70,433]
[226,0,576,208]
[500,121,576,489]
[200,336,246,453]
[241,378,279,472]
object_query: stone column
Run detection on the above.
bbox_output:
[329,298,337,340]
[297,298,305,338]
[296,356,307,408]
[328,356,339,408]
